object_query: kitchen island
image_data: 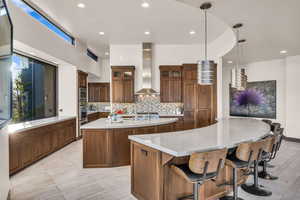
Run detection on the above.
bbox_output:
[128,118,271,200]
[81,118,178,168]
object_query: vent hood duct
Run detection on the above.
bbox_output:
[136,43,159,95]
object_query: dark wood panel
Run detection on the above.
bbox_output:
[111,66,135,103]
[82,123,176,168]
[88,83,110,102]
[83,129,110,167]
[9,119,76,175]
[160,65,182,103]
[131,142,161,200]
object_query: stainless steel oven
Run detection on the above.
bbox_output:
[79,88,87,124]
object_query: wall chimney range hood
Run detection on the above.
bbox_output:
[136,43,159,95]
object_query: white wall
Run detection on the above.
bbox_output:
[58,65,77,116]
[285,55,300,139]
[88,58,110,83]
[7,0,101,77]
[222,59,286,126]
[223,55,300,139]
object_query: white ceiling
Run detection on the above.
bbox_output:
[177,0,300,64]
[26,0,228,57]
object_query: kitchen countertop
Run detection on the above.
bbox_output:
[7,116,76,134]
[117,114,184,117]
[128,118,271,157]
[87,111,110,115]
[81,118,178,129]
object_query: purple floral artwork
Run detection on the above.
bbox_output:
[233,89,265,107]
[230,81,276,119]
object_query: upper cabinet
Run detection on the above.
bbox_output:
[88,83,110,102]
[78,70,88,88]
[111,66,135,103]
[159,65,182,103]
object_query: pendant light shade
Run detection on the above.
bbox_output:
[231,24,247,90]
[198,2,215,85]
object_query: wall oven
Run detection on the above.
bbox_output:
[79,88,87,124]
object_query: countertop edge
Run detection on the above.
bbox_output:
[81,118,178,129]
[8,116,76,134]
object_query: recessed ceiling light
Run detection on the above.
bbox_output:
[30,52,36,55]
[144,31,151,35]
[99,32,105,35]
[280,50,287,54]
[77,3,85,8]
[141,2,150,8]
[189,30,196,35]
[105,52,109,56]
[227,60,233,64]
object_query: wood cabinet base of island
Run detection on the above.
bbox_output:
[131,141,249,200]
[82,123,176,168]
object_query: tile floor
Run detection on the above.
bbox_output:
[10,140,300,200]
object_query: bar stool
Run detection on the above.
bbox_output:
[241,138,272,196]
[220,139,266,200]
[258,128,284,180]
[171,148,228,200]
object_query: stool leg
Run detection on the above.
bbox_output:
[219,168,244,200]
[259,161,275,168]
[193,182,199,200]
[241,161,272,196]
[258,161,278,180]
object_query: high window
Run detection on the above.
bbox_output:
[87,49,98,62]
[11,53,57,123]
[11,0,75,45]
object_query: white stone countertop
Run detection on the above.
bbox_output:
[117,114,184,117]
[81,118,178,129]
[7,116,76,134]
[128,118,271,157]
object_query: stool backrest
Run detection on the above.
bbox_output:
[236,138,270,162]
[271,123,281,133]
[189,148,227,175]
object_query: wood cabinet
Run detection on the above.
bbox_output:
[78,70,88,88]
[88,83,110,102]
[9,118,76,175]
[131,141,248,200]
[131,142,161,200]
[111,66,135,103]
[87,112,110,123]
[182,63,217,129]
[160,66,182,103]
[82,122,176,168]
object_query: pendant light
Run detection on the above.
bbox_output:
[231,23,247,90]
[198,2,215,85]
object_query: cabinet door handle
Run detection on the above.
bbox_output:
[141,149,148,156]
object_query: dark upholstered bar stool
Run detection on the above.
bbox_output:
[220,139,267,200]
[241,138,272,197]
[171,148,228,200]
[258,128,284,180]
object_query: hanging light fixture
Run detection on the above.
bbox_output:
[231,23,247,90]
[198,2,215,85]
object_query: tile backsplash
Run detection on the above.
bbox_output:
[112,96,183,115]
[88,96,184,115]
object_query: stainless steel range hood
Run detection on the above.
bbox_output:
[136,43,159,95]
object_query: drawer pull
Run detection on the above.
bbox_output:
[141,149,148,156]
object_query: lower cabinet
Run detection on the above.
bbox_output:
[131,142,161,200]
[9,118,76,175]
[82,122,177,168]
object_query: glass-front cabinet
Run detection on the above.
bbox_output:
[0,0,13,129]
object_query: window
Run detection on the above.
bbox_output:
[87,49,98,62]
[11,53,57,123]
[11,0,75,45]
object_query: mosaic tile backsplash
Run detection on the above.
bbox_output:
[112,96,183,115]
